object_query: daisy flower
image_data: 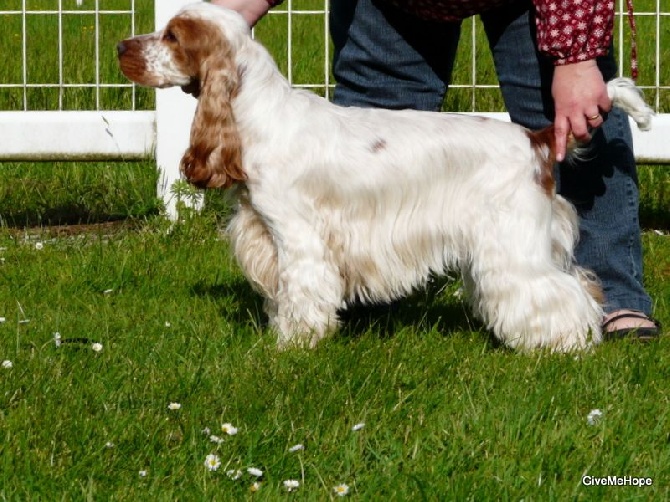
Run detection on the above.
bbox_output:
[283,479,300,492]
[250,481,261,492]
[35,242,43,250]
[221,423,238,435]
[0,317,5,323]
[209,435,224,445]
[91,342,103,353]
[587,409,603,425]
[2,360,13,369]
[247,467,263,477]
[201,427,211,435]
[204,454,221,471]
[351,422,365,431]
[333,484,350,496]
[167,402,181,410]
[226,469,243,480]
[288,444,304,452]
[139,470,148,477]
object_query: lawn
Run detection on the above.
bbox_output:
[0,1,669,499]
[0,215,669,499]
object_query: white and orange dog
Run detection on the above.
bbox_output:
[118,3,652,351]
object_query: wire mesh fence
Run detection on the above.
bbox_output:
[1,0,667,112]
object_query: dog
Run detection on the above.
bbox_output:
[118,3,653,351]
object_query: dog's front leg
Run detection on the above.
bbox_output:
[273,235,345,349]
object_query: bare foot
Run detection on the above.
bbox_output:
[603,309,657,332]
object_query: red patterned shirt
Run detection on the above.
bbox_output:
[385,0,615,65]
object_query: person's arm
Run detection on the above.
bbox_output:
[209,0,278,26]
[532,0,615,161]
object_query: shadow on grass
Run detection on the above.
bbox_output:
[191,276,492,344]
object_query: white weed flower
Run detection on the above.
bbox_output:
[247,467,263,477]
[333,484,350,496]
[164,321,171,328]
[209,435,224,445]
[351,422,365,431]
[167,402,181,410]
[53,332,62,348]
[226,469,243,480]
[0,317,5,323]
[204,454,221,471]
[35,242,43,250]
[2,360,13,369]
[250,481,261,492]
[104,441,114,448]
[221,423,238,436]
[91,342,103,353]
[587,409,603,425]
[283,479,300,492]
[288,444,304,452]
[139,470,147,477]
[201,427,211,435]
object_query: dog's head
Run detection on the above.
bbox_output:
[117,3,248,189]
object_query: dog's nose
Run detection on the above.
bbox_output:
[117,41,128,57]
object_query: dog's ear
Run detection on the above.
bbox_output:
[180,55,246,189]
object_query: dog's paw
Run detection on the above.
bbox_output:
[276,332,321,351]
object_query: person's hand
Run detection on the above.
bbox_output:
[210,0,271,26]
[552,60,612,161]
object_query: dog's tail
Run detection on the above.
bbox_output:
[607,77,653,131]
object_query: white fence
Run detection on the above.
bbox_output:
[0,0,668,219]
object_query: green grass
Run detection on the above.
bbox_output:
[0,160,160,227]
[0,216,668,499]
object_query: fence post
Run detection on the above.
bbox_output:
[154,0,201,219]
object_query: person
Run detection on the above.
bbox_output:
[209,0,660,340]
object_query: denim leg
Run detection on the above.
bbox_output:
[330,0,460,111]
[481,4,652,315]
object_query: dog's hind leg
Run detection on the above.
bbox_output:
[465,189,602,352]
[550,195,605,309]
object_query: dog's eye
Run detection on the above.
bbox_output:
[163,30,177,43]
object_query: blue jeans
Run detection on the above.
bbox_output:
[331,0,651,315]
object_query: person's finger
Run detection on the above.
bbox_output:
[554,115,569,162]
[570,114,591,144]
[585,110,604,129]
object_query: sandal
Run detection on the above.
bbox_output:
[602,310,662,342]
